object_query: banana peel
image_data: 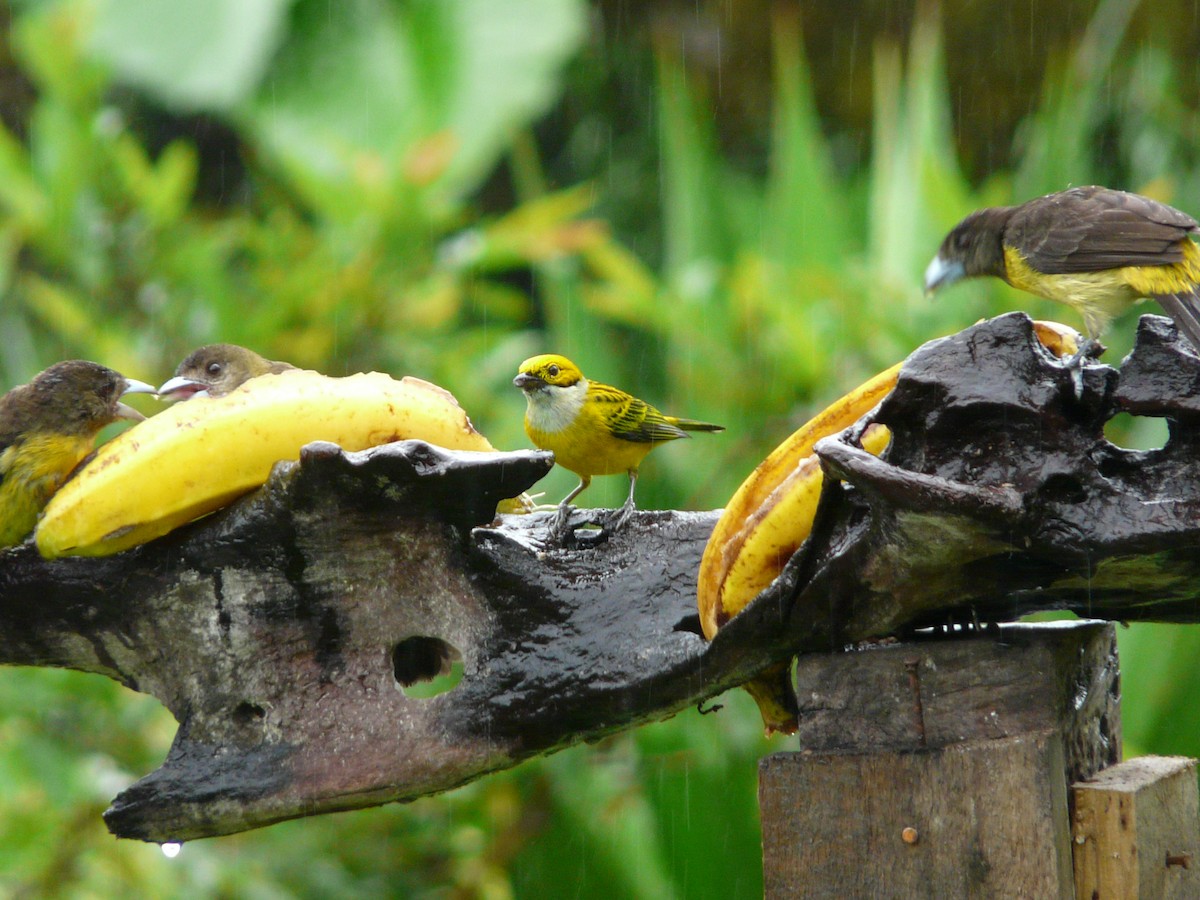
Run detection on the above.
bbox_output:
[36,369,530,558]
[699,320,1082,735]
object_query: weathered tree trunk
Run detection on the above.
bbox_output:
[3,313,1200,843]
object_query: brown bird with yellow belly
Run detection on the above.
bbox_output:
[0,360,155,548]
[925,185,1200,350]
[157,343,295,401]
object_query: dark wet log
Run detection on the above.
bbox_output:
[0,441,739,842]
[726,312,1200,671]
[2,313,1200,842]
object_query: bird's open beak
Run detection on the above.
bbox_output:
[513,373,544,392]
[115,378,157,422]
[923,255,965,295]
[157,375,210,403]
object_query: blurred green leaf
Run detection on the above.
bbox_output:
[654,45,737,292]
[238,0,586,223]
[763,9,850,271]
[4,0,1200,895]
[88,0,295,111]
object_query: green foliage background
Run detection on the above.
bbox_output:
[1,0,1199,895]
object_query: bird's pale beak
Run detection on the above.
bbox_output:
[115,378,157,422]
[157,375,210,403]
[513,373,543,391]
[923,255,966,295]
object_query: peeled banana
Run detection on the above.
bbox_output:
[699,319,1083,735]
[36,369,525,558]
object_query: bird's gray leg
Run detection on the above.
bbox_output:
[606,471,638,532]
[1063,336,1104,401]
[552,476,590,539]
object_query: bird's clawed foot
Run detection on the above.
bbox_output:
[550,504,608,547]
[551,503,577,544]
[604,500,636,534]
[1063,337,1105,401]
[544,503,636,548]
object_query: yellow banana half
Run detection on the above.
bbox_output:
[696,362,902,637]
[714,423,892,636]
[698,319,1081,735]
[36,369,525,558]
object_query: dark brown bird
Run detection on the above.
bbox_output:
[0,360,155,547]
[157,343,295,401]
[925,185,1200,349]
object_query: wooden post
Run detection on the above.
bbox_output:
[1072,756,1200,899]
[759,622,1121,898]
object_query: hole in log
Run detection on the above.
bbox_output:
[392,636,463,699]
[1104,412,1168,451]
[232,702,265,727]
[1040,473,1087,505]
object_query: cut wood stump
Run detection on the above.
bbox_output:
[1072,756,1200,899]
[759,621,1120,899]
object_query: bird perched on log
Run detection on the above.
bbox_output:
[514,354,723,536]
[924,185,1200,351]
[158,343,295,401]
[0,360,155,547]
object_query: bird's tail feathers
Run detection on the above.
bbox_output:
[670,418,725,433]
[1155,290,1200,354]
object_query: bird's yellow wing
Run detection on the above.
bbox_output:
[589,382,688,443]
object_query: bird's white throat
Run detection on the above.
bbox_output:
[525,378,588,434]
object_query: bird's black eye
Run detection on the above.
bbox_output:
[207,362,222,376]
[547,365,560,378]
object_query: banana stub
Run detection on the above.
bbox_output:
[697,318,1083,735]
[36,369,507,558]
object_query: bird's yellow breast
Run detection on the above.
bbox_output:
[524,387,656,478]
[1002,243,1200,336]
[0,432,94,547]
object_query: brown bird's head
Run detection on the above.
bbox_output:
[158,343,295,402]
[0,360,156,440]
[924,206,1015,294]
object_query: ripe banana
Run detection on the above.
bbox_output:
[698,319,1082,735]
[714,423,892,637]
[696,362,902,638]
[36,369,528,558]
[1030,319,1080,358]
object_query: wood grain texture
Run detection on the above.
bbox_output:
[1072,756,1200,899]
[761,624,1118,899]
[792,622,1121,783]
[761,736,1073,899]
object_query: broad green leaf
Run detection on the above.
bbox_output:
[764,9,850,270]
[87,0,295,111]
[240,0,585,222]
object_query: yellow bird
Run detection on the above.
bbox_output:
[0,360,155,548]
[514,354,723,533]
